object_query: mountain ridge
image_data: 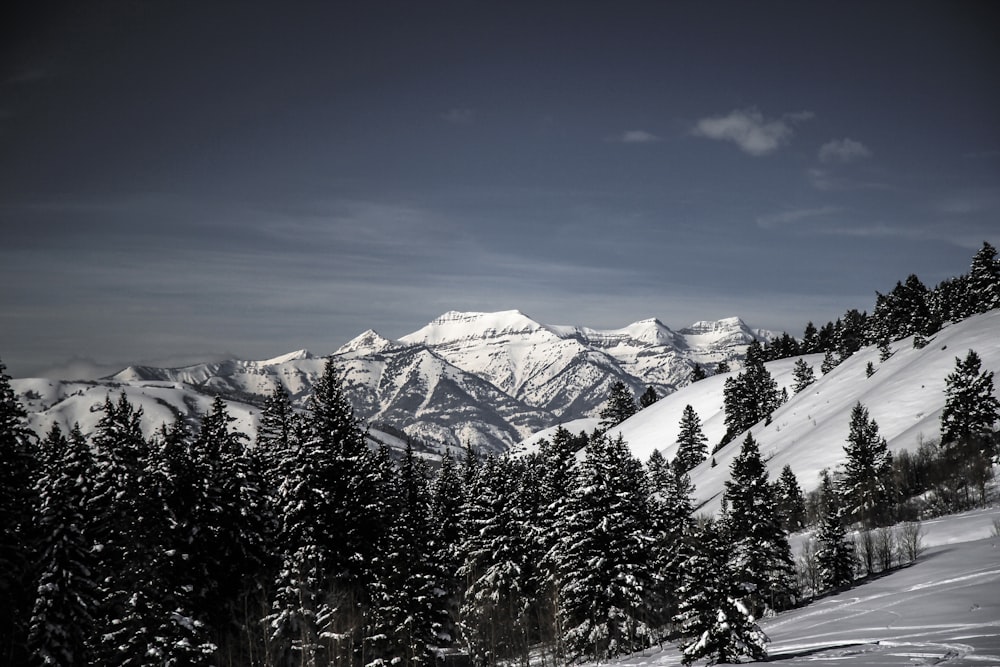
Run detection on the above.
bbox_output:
[12,310,774,453]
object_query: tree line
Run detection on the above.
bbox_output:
[685,240,1000,380]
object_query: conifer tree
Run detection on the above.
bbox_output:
[716,360,731,374]
[555,434,654,661]
[820,350,839,374]
[647,458,696,638]
[689,363,708,383]
[599,381,638,430]
[841,402,894,527]
[459,455,535,665]
[191,397,269,660]
[775,464,807,533]
[639,385,659,408]
[940,349,1000,506]
[368,442,438,667]
[534,426,587,659]
[815,470,855,592]
[89,392,162,664]
[721,433,796,616]
[269,357,382,666]
[802,322,819,353]
[721,341,782,446]
[966,241,1000,315]
[673,404,708,474]
[429,449,465,650]
[0,359,37,666]
[28,424,98,666]
[673,521,768,666]
[792,358,816,394]
[256,382,301,493]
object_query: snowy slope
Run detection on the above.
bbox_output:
[605,309,1000,515]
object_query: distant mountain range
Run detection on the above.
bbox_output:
[12,310,773,453]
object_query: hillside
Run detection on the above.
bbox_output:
[598,309,1000,514]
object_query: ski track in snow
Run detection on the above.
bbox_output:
[590,536,1000,667]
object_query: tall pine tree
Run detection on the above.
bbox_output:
[841,402,894,527]
[28,424,98,666]
[555,434,654,661]
[0,359,37,666]
[673,405,708,474]
[721,433,797,616]
[673,521,768,666]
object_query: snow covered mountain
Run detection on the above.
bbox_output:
[11,310,771,453]
[577,309,1000,515]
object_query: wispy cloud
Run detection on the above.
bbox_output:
[441,107,475,125]
[756,206,840,229]
[692,107,813,156]
[613,130,661,144]
[819,138,872,163]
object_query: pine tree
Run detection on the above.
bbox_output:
[0,359,37,666]
[599,381,638,430]
[368,442,438,667]
[721,341,782,446]
[721,433,797,616]
[689,363,708,383]
[815,470,855,592]
[28,424,98,666]
[792,358,816,394]
[89,392,162,664]
[459,455,535,666]
[534,426,587,660]
[940,349,1000,506]
[967,241,1000,315]
[191,397,269,661]
[269,357,384,666]
[673,404,708,474]
[639,385,659,408]
[802,322,819,353]
[146,419,218,666]
[820,350,840,374]
[555,434,654,661]
[841,402,894,527]
[673,521,768,666]
[775,464,807,533]
[716,360,731,374]
[647,459,696,638]
[256,382,301,493]
[429,449,465,650]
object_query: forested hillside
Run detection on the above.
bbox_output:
[1,243,998,666]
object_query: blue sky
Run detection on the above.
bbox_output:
[2,1,999,378]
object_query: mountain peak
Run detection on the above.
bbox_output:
[259,349,313,365]
[681,316,747,333]
[399,310,553,347]
[336,329,395,355]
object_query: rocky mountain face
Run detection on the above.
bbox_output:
[14,310,772,454]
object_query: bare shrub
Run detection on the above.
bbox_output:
[896,521,924,564]
[875,526,895,572]
[796,539,820,599]
[856,528,876,576]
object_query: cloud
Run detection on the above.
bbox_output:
[692,108,812,156]
[819,138,872,163]
[616,130,661,144]
[756,206,840,229]
[441,107,475,125]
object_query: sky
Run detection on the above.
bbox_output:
[2,1,999,379]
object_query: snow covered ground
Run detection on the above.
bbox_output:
[604,511,1000,666]
[606,309,1000,515]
